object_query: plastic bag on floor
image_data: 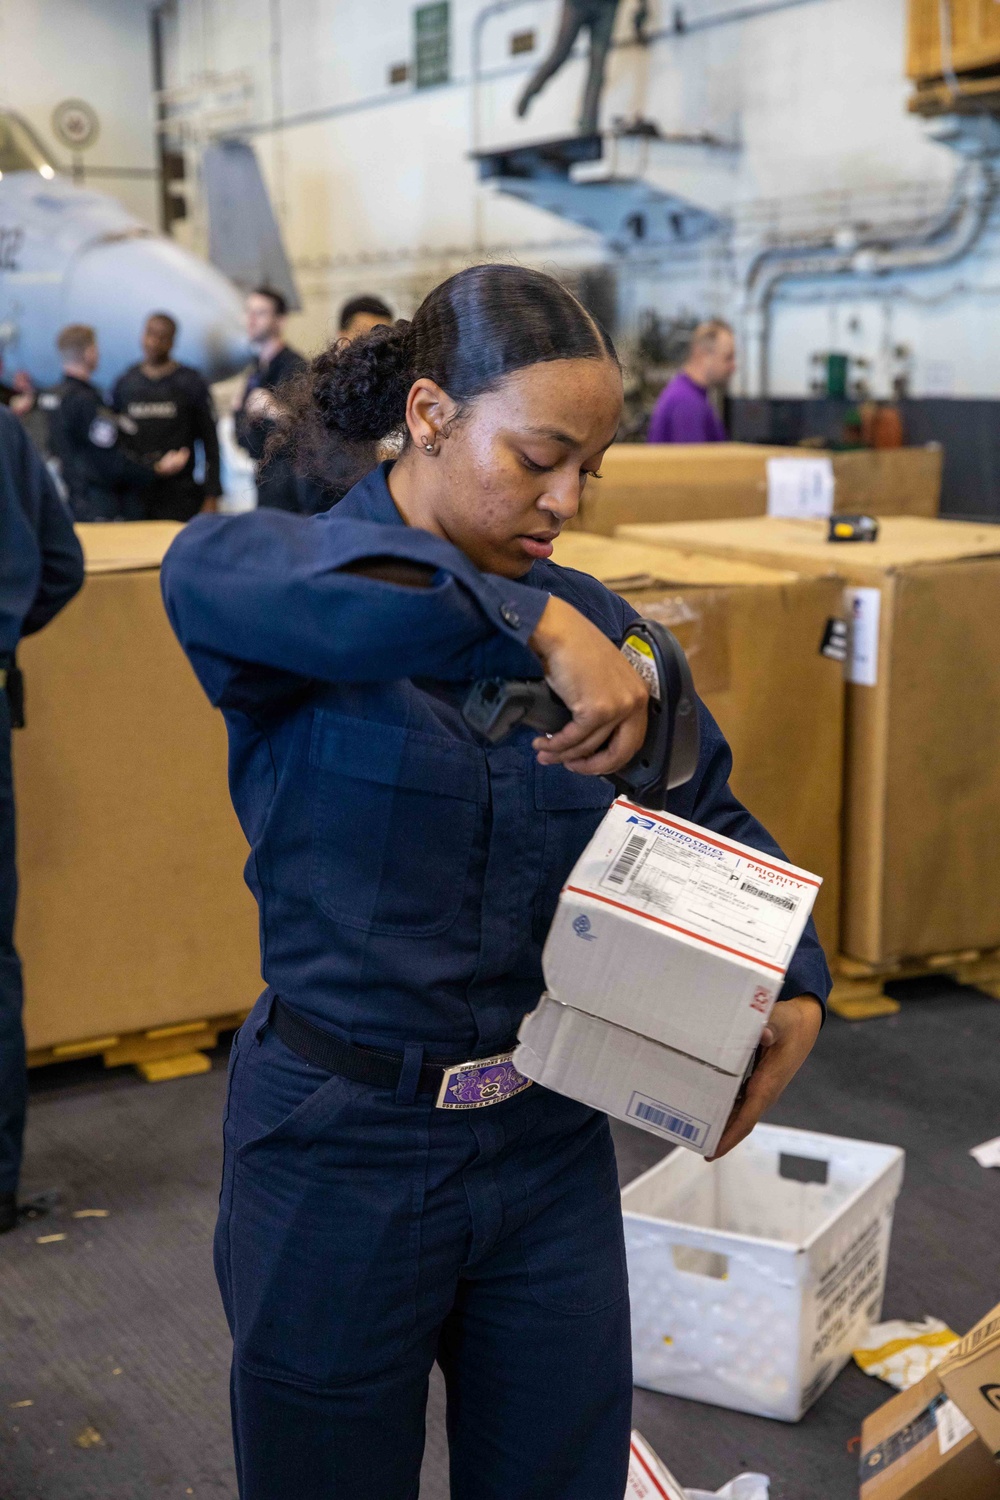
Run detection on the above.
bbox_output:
[627,1433,769,1500]
[687,1477,770,1500]
[852,1316,959,1390]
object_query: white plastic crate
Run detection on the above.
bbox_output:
[622,1123,904,1421]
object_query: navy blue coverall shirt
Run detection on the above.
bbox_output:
[162,460,830,1500]
[0,406,84,1199]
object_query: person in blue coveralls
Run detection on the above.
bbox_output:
[161,264,830,1500]
[0,405,84,1234]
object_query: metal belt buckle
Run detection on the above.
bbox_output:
[436,1052,532,1110]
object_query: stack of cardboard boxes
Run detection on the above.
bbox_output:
[551,533,845,955]
[15,523,260,1075]
[615,517,1000,971]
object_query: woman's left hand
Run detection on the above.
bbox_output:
[708,996,823,1161]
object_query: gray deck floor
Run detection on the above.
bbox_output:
[2,976,998,1498]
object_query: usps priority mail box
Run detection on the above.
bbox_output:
[514,994,754,1158]
[542,799,821,1075]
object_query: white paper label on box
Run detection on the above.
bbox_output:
[593,813,818,970]
[844,586,881,686]
[935,1397,974,1455]
[766,456,835,519]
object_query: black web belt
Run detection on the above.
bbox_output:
[272,997,503,1098]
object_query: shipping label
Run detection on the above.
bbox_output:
[595,816,818,971]
[844,586,881,686]
[766,455,835,519]
[935,1398,974,1455]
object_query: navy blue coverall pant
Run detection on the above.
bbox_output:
[0,407,84,1197]
[162,461,830,1499]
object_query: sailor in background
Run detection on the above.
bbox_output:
[338,293,393,342]
[233,288,306,513]
[0,405,84,1234]
[44,325,190,521]
[112,312,222,522]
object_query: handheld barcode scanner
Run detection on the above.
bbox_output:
[462,619,700,809]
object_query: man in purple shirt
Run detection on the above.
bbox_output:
[647,319,736,443]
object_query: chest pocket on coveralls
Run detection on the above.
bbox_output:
[309,709,488,936]
[531,762,616,944]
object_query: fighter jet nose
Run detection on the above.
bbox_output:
[63,232,252,384]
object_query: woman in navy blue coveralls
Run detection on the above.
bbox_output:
[162,266,830,1500]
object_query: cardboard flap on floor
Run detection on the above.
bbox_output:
[541,798,821,1072]
[938,1301,1000,1459]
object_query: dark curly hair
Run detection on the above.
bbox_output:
[270,263,618,495]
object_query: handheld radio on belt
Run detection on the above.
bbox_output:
[462,619,699,809]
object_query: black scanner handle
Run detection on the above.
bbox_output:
[462,619,699,809]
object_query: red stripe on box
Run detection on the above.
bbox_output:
[629,1438,674,1498]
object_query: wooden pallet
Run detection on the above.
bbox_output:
[908,70,1000,115]
[828,948,1000,1020]
[27,1011,249,1082]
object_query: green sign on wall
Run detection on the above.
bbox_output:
[415,2,450,89]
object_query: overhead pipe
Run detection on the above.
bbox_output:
[743,157,996,395]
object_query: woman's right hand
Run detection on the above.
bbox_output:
[528,595,648,777]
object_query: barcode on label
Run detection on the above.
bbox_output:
[606,833,647,887]
[740,879,798,912]
[628,1093,706,1146]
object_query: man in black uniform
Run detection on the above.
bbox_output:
[0,405,84,1233]
[45,325,189,522]
[112,312,222,522]
[233,288,306,513]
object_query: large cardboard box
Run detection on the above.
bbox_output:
[551,532,844,955]
[859,1367,1000,1500]
[616,517,1000,966]
[938,1301,1000,1460]
[571,443,942,535]
[15,523,261,1053]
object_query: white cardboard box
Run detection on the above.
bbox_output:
[622,1123,905,1420]
[542,799,821,1075]
[515,994,751,1158]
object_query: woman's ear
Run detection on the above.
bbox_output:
[405,378,457,453]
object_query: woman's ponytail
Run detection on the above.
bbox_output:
[311,320,414,443]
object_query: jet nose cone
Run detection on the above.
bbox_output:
[64,233,252,383]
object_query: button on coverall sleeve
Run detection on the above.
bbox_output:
[160,509,549,713]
